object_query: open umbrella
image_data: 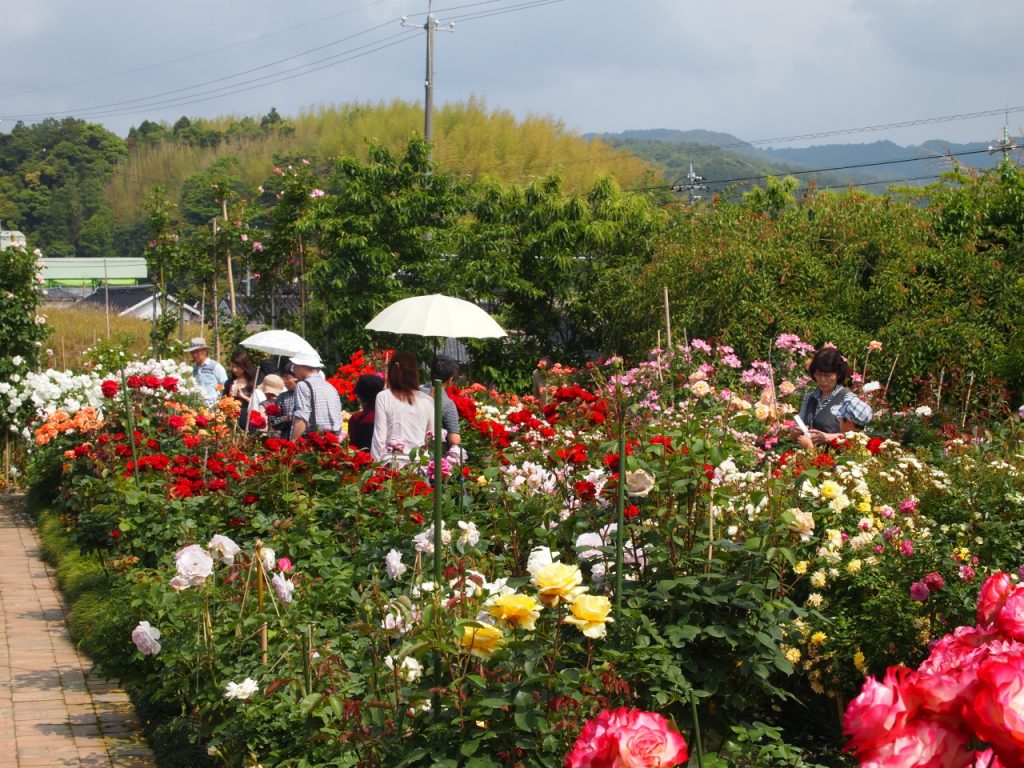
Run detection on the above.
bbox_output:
[241,329,318,359]
[365,294,506,339]
[366,294,506,583]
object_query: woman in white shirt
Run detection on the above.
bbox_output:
[371,352,435,465]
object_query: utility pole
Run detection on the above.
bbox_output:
[672,163,709,205]
[402,2,455,159]
[988,114,1018,161]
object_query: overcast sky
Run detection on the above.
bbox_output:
[1,0,1021,148]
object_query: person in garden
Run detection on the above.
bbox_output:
[794,345,872,449]
[348,373,385,451]
[371,351,435,465]
[227,350,265,431]
[257,374,286,433]
[836,398,872,435]
[269,364,296,437]
[420,355,461,451]
[186,337,227,406]
[289,352,343,440]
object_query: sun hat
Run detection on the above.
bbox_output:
[836,399,871,428]
[185,337,210,353]
[290,352,324,368]
[259,374,286,396]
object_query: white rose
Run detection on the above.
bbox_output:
[526,546,559,576]
[385,655,423,682]
[207,535,240,566]
[259,547,276,573]
[385,549,407,580]
[624,469,656,497]
[457,520,480,547]
[131,621,161,655]
[914,405,933,418]
[862,381,881,394]
[224,678,259,701]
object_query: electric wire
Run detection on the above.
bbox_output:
[0,0,562,123]
[0,0,394,100]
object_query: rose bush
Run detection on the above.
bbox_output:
[17,335,1024,766]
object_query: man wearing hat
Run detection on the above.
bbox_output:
[289,352,342,440]
[186,337,227,406]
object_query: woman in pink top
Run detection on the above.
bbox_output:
[371,352,435,465]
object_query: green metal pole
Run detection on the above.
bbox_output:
[432,378,444,585]
[614,415,626,614]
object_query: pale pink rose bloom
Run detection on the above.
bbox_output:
[272,572,294,604]
[173,545,213,589]
[207,534,240,566]
[778,380,796,396]
[131,621,161,655]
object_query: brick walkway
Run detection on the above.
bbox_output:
[0,496,156,767]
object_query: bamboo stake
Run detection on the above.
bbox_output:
[223,199,236,317]
[883,353,900,401]
[61,338,66,371]
[663,286,672,350]
[962,372,975,429]
[936,368,945,409]
[255,541,269,666]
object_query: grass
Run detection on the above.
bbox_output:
[43,305,208,371]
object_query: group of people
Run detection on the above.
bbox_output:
[186,337,461,465]
[187,335,872,464]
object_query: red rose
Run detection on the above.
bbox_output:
[867,437,884,455]
[248,411,267,429]
[100,380,120,398]
[263,402,281,416]
[167,415,186,430]
[161,376,179,391]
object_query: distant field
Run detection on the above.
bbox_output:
[43,306,207,371]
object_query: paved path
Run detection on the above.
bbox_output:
[0,496,156,767]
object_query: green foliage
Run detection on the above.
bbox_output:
[0,117,125,256]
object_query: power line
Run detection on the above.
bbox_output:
[0,0,394,100]
[0,0,563,124]
[625,143,1016,196]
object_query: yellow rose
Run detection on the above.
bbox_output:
[532,563,586,606]
[785,648,801,664]
[819,481,842,501]
[459,624,503,659]
[563,594,614,639]
[810,631,827,645]
[488,593,541,631]
[793,560,809,575]
[810,570,827,588]
[847,559,863,574]
[853,649,866,673]
[754,402,772,421]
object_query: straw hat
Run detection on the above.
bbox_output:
[259,374,286,396]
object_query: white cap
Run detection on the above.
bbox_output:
[289,352,323,368]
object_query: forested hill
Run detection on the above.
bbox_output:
[0,100,661,259]
[595,128,1022,194]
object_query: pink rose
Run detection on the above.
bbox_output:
[843,667,920,757]
[852,717,971,768]
[277,557,293,572]
[997,588,1024,641]
[612,709,689,768]
[978,572,1015,627]
[566,708,688,768]
[967,649,1024,763]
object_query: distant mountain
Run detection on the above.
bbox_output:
[594,129,1023,195]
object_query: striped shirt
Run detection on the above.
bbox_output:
[292,373,343,437]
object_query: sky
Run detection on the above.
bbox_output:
[1,0,1021,149]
